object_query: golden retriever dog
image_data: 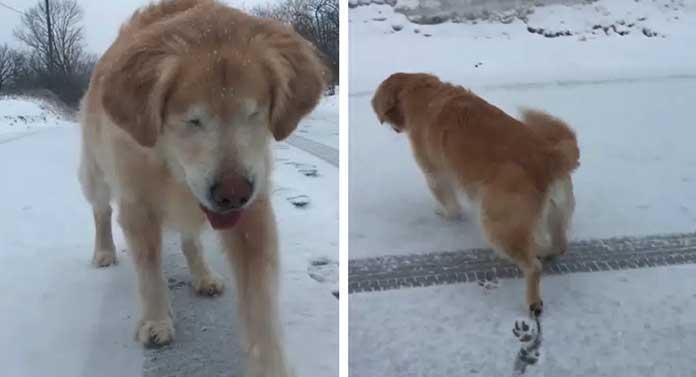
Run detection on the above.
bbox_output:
[372,73,579,316]
[78,0,326,375]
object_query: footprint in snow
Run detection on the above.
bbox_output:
[512,314,543,375]
[308,257,338,284]
[287,194,311,208]
[285,162,319,177]
[477,278,499,291]
[308,257,339,299]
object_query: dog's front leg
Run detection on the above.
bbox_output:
[118,201,174,347]
[220,196,289,377]
[426,173,463,220]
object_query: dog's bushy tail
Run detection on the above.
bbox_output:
[522,109,580,174]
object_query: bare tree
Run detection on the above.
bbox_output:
[0,44,13,92]
[8,50,32,90]
[11,0,93,106]
[251,0,339,91]
[14,0,86,75]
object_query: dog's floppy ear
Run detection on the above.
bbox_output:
[371,81,396,124]
[258,28,328,141]
[101,47,178,148]
[372,75,405,127]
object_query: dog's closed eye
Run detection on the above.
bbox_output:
[187,118,203,128]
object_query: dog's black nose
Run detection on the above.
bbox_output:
[209,176,253,211]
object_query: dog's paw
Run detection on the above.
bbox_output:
[245,344,292,377]
[92,250,117,268]
[246,357,292,377]
[192,273,225,297]
[136,318,175,348]
[435,207,463,221]
[529,301,544,317]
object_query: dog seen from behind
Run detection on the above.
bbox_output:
[372,72,580,316]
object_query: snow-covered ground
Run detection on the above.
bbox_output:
[349,0,696,94]
[0,97,337,376]
[349,1,696,376]
[0,96,73,138]
[351,265,696,377]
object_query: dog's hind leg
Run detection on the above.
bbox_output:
[491,234,544,316]
[536,177,575,259]
[180,234,225,296]
[480,180,544,315]
[220,195,290,377]
[78,145,116,267]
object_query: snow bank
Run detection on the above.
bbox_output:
[349,0,696,93]
[351,0,587,24]
[0,96,73,136]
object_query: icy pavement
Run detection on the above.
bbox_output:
[287,95,339,167]
[294,94,339,150]
[0,127,143,377]
[0,107,337,376]
[287,134,339,167]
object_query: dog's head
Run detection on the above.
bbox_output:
[371,72,438,133]
[100,8,326,228]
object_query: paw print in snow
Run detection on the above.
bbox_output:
[513,320,537,343]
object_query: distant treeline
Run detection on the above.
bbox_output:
[0,0,96,108]
[0,0,339,109]
[250,0,339,93]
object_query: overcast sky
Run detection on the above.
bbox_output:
[0,0,279,54]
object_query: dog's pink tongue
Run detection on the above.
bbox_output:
[201,207,242,230]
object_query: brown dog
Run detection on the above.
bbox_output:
[372,73,579,315]
[78,1,326,375]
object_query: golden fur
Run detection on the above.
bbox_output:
[78,1,326,375]
[372,73,580,314]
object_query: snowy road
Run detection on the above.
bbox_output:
[287,134,339,167]
[0,125,338,377]
[349,232,696,293]
[348,75,696,376]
